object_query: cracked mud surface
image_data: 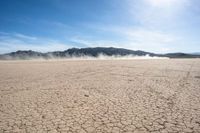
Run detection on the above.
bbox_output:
[0,59,200,133]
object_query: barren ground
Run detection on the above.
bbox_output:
[0,59,200,133]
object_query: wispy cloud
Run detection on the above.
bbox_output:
[82,23,180,53]
[127,0,190,28]
[70,37,119,48]
[78,0,193,53]
[146,0,188,8]
[0,0,198,54]
[14,33,37,40]
[0,32,71,54]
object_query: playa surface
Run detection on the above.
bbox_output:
[0,59,200,133]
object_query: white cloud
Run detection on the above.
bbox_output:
[112,27,175,43]
[126,0,190,28]
[14,33,37,40]
[77,0,191,53]
[0,33,71,54]
[146,0,185,7]
[124,28,178,52]
[71,37,120,48]
[84,23,179,53]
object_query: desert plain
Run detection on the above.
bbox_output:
[0,59,200,133]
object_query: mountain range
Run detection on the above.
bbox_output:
[0,47,200,60]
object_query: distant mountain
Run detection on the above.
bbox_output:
[191,52,200,55]
[0,47,199,60]
[0,50,45,60]
[49,47,156,57]
[164,53,200,58]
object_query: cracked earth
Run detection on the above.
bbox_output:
[0,59,200,133]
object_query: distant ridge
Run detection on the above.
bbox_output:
[192,52,200,55]
[0,47,199,60]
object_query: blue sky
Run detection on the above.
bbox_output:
[0,0,200,54]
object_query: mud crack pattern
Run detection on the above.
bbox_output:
[0,59,200,133]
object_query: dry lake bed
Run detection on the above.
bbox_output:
[0,59,200,133]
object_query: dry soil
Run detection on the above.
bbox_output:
[0,59,200,133]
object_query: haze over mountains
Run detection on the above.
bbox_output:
[0,47,200,60]
[192,52,200,55]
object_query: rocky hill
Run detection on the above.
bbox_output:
[0,47,199,60]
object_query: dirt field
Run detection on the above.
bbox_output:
[0,59,200,133]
